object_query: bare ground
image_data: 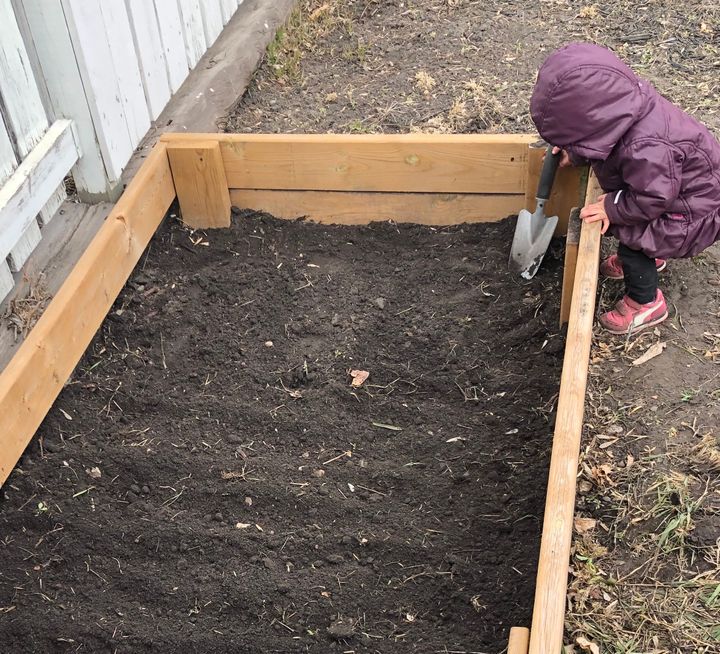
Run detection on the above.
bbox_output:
[223,1,720,652]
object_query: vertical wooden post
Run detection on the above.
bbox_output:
[524,145,584,237]
[528,173,603,654]
[507,627,530,654]
[560,208,581,326]
[166,140,231,228]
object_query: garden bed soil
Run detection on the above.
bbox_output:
[0,213,565,653]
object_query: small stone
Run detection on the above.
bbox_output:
[326,554,344,564]
[341,535,353,546]
[264,340,274,348]
[44,441,60,454]
[312,559,324,568]
[374,297,386,310]
[126,491,138,502]
[318,486,330,496]
[244,496,253,506]
[204,513,212,522]
[141,485,150,494]
[130,484,141,494]
[214,512,223,522]
[331,313,341,326]
[312,469,325,478]
[262,557,276,570]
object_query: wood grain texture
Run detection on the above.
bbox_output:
[125,0,172,120]
[230,189,522,225]
[162,132,537,194]
[153,0,189,93]
[524,145,584,236]
[168,140,230,228]
[508,627,530,654]
[0,120,80,262]
[0,143,175,488]
[18,0,117,196]
[177,0,206,68]
[528,173,602,654]
[560,208,582,326]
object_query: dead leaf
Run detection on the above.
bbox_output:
[632,341,666,366]
[626,453,635,468]
[85,467,102,479]
[349,369,370,387]
[574,517,597,534]
[576,635,600,654]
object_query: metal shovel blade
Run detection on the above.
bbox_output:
[509,207,559,280]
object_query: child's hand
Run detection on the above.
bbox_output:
[580,194,610,234]
[551,146,572,168]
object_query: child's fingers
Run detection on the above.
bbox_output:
[552,146,562,155]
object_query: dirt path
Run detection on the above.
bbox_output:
[223,2,720,652]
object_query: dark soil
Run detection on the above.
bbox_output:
[0,213,565,653]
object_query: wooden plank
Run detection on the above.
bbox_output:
[161,133,537,194]
[0,260,13,304]
[220,0,237,23]
[0,143,175,488]
[61,0,136,182]
[0,115,17,182]
[153,0,190,93]
[230,189,522,226]
[7,221,42,272]
[98,1,151,145]
[528,174,603,654]
[508,627,530,654]
[0,0,49,155]
[19,1,119,197]
[167,141,230,228]
[524,145,584,236]
[200,1,224,46]
[560,207,582,326]
[0,200,114,371]
[126,0,172,120]
[177,0,206,68]
[38,184,67,226]
[0,120,80,261]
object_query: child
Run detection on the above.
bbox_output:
[530,43,720,334]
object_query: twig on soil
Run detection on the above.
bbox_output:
[322,450,352,465]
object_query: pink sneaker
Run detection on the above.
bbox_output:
[599,290,668,334]
[600,254,667,280]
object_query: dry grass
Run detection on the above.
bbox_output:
[1,275,51,342]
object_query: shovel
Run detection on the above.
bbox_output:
[509,145,561,279]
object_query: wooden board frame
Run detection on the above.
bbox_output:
[0,133,599,654]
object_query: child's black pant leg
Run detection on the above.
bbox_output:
[618,244,657,304]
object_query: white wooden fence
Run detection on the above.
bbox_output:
[0,0,246,304]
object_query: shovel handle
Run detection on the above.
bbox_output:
[537,145,561,201]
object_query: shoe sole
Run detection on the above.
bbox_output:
[602,311,669,335]
[601,262,667,280]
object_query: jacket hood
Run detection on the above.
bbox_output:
[530,43,647,160]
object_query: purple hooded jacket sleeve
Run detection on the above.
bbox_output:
[603,139,683,226]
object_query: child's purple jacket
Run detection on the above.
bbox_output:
[530,43,720,258]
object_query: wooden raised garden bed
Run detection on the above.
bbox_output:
[0,134,601,653]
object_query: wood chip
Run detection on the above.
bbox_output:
[349,369,369,387]
[574,517,597,534]
[632,341,666,366]
[575,635,601,654]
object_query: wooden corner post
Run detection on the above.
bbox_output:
[166,140,231,228]
[507,626,530,654]
[524,144,584,237]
